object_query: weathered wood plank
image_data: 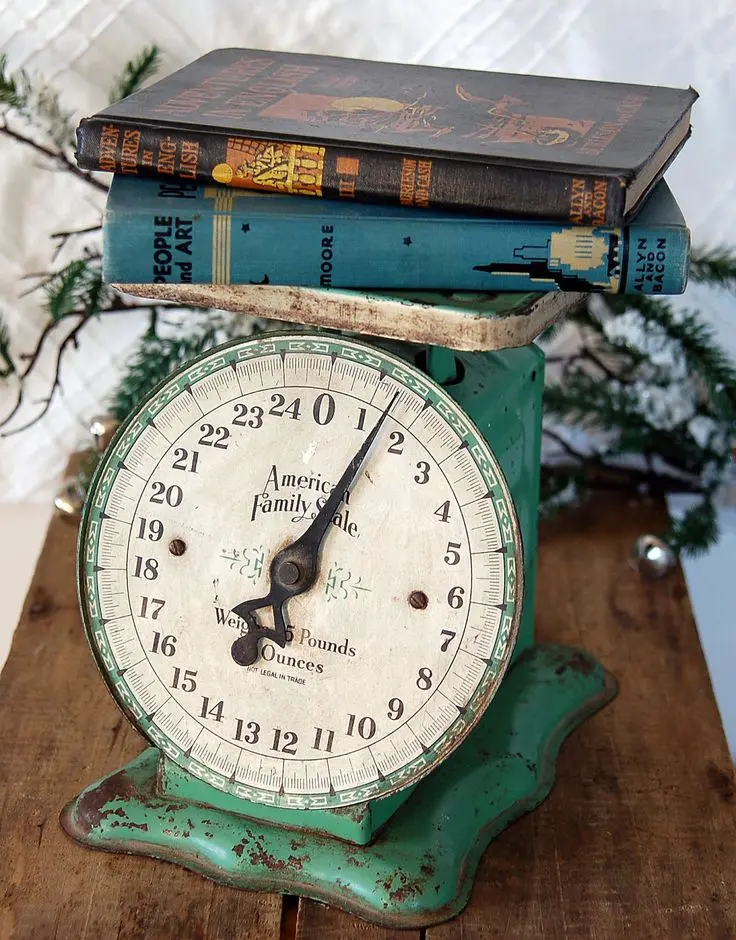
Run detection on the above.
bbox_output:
[425,496,736,939]
[0,512,283,940]
[296,899,414,940]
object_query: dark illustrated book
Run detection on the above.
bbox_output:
[76,48,698,224]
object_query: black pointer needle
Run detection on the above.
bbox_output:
[230,390,400,666]
[287,389,400,571]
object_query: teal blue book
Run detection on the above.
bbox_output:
[103,176,690,295]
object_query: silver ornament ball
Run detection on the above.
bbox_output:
[54,476,86,521]
[630,534,676,579]
[89,414,121,452]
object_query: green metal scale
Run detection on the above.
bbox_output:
[61,286,616,928]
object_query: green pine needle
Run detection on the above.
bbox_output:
[0,312,15,378]
[109,46,161,104]
[84,270,109,319]
[539,468,583,519]
[44,261,89,321]
[33,84,75,150]
[43,260,109,321]
[665,495,719,557]
[0,54,30,109]
[633,296,735,419]
[111,329,218,421]
[689,244,736,291]
[544,370,643,432]
[1,54,74,148]
[544,368,712,477]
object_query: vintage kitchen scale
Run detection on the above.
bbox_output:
[61,283,617,928]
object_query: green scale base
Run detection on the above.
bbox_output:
[61,643,616,928]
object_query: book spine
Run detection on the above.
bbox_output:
[78,118,626,224]
[103,184,689,295]
[621,225,691,295]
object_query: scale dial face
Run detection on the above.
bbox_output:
[79,333,522,808]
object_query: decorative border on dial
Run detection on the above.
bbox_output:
[78,332,523,808]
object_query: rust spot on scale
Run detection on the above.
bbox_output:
[232,837,309,871]
[554,650,595,677]
[251,846,307,872]
[379,870,424,904]
[108,820,149,832]
[65,767,140,837]
[331,803,368,824]
[419,852,436,877]
[232,835,309,871]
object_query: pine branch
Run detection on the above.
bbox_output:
[111,328,219,421]
[42,259,109,322]
[43,260,90,322]
[0,54,31,108]
[1,53,75,150]
[0,313,15,378]
[51,223,102,260]
[0,117,108,192]
[108,46,161,103]
[0,290,180,433]
[1,309,132,437]
[544,371,640,433]
[665,494,719,557]
[540,291,735,555]
[609,294,736,420]
[1,310,93,432]
[543,426,600,463]
[3,314,86,436]
[32,83,75,150]
[544,371,710,477]
[689,244,736,291]
[540,459,702,501]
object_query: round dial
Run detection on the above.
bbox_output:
[79,332,522,808]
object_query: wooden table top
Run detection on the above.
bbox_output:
[1,494,734,939]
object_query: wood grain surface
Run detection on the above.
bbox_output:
[0,494,733,939]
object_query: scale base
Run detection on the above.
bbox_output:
[60,643,616,928]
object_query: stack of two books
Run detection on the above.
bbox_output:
[78,48,697,345]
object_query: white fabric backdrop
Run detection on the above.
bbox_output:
[1,0,735,499]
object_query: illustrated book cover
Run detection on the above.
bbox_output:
[77,48,698,224]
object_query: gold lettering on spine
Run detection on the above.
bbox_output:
[569,177,609,224]
[415,160,432,207]
[212,139,325,196]
[591,179,608,225]
[119,129,141,174]
[98,124,120,172]
[400,158,417,205]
